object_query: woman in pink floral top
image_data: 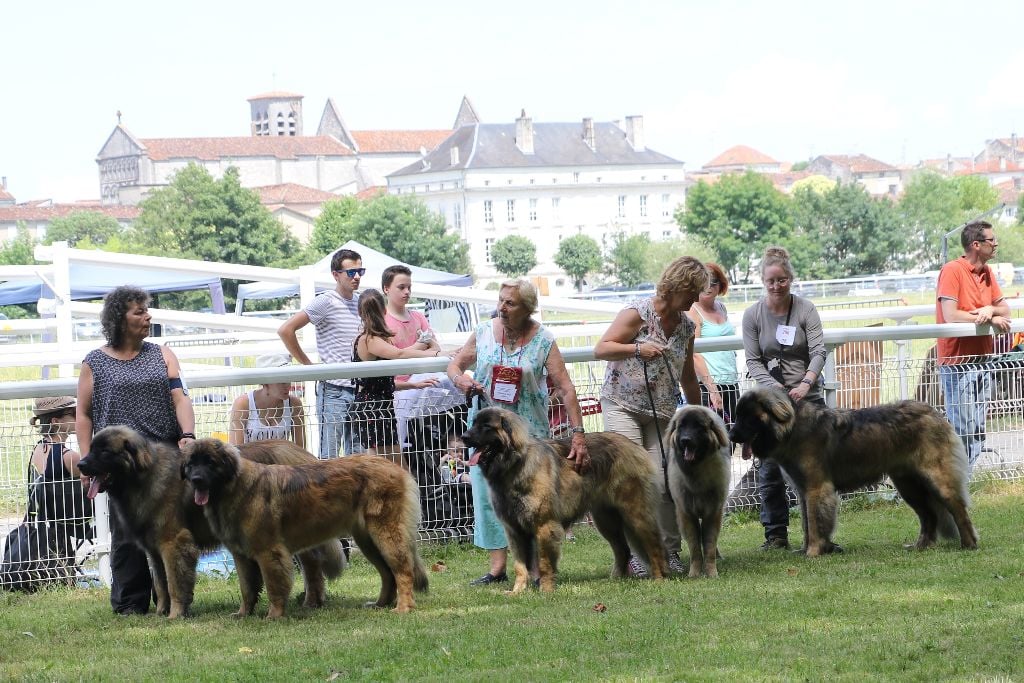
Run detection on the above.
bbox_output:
[594,256,709,576]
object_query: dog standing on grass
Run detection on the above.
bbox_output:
[182,438,428,617]
[664,406,731,578]
[460,407,669,594]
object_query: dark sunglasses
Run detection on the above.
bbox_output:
[334,267,366,278]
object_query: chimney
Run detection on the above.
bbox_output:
[625,115,645,151]
[1012,132,1019,163]
[515,109,534,155]
[1,176,6,189]
[450,146,460,166]
[582,118,595,151]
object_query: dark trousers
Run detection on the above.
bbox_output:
[756,460,791,541]
[109,512,153,614]
[699,382,740,426]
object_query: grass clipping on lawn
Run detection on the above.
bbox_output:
[1,480,1022,681]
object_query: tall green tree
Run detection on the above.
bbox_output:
[896,171,1001,269]
[310,194,470,274]
[43,211,122,247]
[554,234,602,292]
[130,163,300,301]
[491,235,537,277]
[678,171,792,283]
[790,183,903,279]
[641,236,717,283]
[310,196,361,256]
[0,223,37,265]
[605,232,651,287]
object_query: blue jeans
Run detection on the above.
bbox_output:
[315,382,359,459]
[938,362,991,470]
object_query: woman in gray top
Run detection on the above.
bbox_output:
[741,246,826,550]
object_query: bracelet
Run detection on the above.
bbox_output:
[434,350,440,357]
[634,342,642,360]
[570,426,585,434]
[800,378,813,385]
[180,432,195,439]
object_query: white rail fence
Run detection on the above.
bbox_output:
[3,320,1024,590]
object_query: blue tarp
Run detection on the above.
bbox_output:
[0,262,223,306]
[234,240,472,312]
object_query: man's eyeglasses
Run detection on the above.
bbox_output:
[978,238,998,245]
[764,278,791,287]
[334,267,366,278]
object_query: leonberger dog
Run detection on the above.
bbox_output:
[77,427,345,618]
[729,387,978,557]
[664,406,731,578]
[460,407,668,594]
[181,438,428,617]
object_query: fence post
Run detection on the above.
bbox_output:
[823,344,839,408]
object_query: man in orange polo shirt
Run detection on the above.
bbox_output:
[936,220,1012,470]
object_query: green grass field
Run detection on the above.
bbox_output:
[2,481,1021,682]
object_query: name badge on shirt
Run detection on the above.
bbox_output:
[490,365,523,404]
[776,324,796,346]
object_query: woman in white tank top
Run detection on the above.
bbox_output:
[228,354,306,448]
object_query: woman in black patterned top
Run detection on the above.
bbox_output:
[76,285,195,616]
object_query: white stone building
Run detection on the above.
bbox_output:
[95,93,455,208]
[387,111,686,294]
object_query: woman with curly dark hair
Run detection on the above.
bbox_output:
[351,288,438,464]
[77,285,195,615]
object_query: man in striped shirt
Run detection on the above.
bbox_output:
[279,248,364,458]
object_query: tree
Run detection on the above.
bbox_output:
[790,183,904,279]
[491,235,537,277]
[953,175,999,216]
[678,171,792,283]
[897,172,965,269]
[605,232,651,287]
[554,234,602,292]
[310,196,360,256]
[43,211,122,247]
[129,163,300,301]
[0,223,37,266]
[310,194,471,274]
[641,236,717,283]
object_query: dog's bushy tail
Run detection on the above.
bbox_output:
[319,539,347,580]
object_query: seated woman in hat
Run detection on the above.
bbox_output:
[228,354,307,448]
[29,395,94,553]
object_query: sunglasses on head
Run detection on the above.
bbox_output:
[334,267,366,278]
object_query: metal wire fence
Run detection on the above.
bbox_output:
[3,331,1024,590]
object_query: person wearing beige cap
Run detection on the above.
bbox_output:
[29,395,94,558]
[228,353,306,448]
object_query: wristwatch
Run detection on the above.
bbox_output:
[800,378,813,385]
[570,426,585,434]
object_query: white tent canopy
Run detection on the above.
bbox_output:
[234,240,472,313]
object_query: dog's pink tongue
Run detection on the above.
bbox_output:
[194,489,209,506]
[741,443,753,460]
[683,446,696,461]
[86,476,101,500]
[467,451,481,466]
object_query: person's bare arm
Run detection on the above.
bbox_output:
[679,340,702,406]
[547,343,590,473]
[76,362,94,457]
[594,307,664,361]
[290,397,306,450]
[686,308,720,410]
[161,346,196,447]
[446,333,481,394]
[278,311,314,365]
[228,393,248,445]
[365,335,440,360]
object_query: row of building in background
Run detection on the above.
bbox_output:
[1,92,1023,295]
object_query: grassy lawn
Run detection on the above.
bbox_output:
[2,481,1022,682]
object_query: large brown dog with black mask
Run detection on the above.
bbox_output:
[729,387,977,557]
[460,407,668,594]
[77,427,345,618]
[182,438,428,617]
[664,405,731,578]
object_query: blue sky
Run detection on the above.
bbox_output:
[3,0,1022,202]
